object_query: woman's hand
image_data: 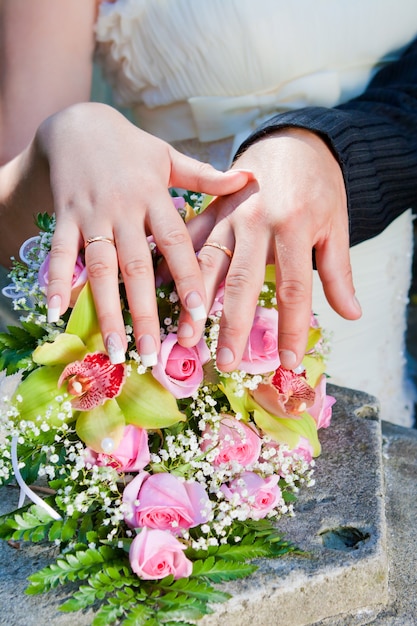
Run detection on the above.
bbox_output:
[176,128,362,371]
[31,102,251,364]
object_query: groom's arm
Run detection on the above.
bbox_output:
[236,37,417,247]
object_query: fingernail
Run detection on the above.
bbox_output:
[186,291,206,322]
[279,350,297,369]
[47,295,61,323]
[139,334,158,368]
[216,346,234,367]
[106,332,126,364]
[177,323,194,338]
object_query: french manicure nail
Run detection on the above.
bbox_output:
[186,291,206,322]
[106,332,126,364]
[279,349,297,369]
[139,334,158,368]
[47,295,61,323]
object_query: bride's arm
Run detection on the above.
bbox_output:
[0,0,98,260]
[0,0,251,367]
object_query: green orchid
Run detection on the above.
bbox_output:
[220,374,321,457]
[12,283,185,452]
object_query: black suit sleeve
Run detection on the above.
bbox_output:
[235,38,417,247]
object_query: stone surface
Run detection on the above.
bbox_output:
[1,384,396,626]
[201,386,388,626]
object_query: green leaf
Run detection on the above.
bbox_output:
[191,557,258,583]
[35,212,55,232]
[0,322,44,373]
[0,504,55,542]
[26,545,120,594]
[158,576,230,606]
[92,603,126,626]
[120,604,154,626]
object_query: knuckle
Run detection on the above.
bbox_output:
[49,239,70,260]
[198,249,218,272]
[122,257,150,278]
[130,313,156,332]
[277,280,306,306]
[220,322,244,342]
[225,266,253,294]
[158,228,188,249]
[88,259,113,279]
[97,312,124,334]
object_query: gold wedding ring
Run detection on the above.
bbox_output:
[84,236,115,249]
[201,241,233,259]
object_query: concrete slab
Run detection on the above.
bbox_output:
[201,385,388,626]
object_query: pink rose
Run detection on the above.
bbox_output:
[38,252,87,306]
[286,437,314,463]
[152,333,210,399]
[84,424,150,472]
[262,436,313,466]
[237,306,280,375]
[171,196,186,210]
[251,365,316,418]
[123,471,211,533]
[129,527,192,580]
[201,416,261,467]
[221,471,281,520]
[309,375,336,429]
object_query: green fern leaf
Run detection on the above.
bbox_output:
[91,602,126,626]
[121,603,154,626]
[191,557,257,583]
[161,577,230,605]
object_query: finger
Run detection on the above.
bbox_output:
[315,231,362,321]
[148,192,207,344]
[115,224,161,367]
[155,200,219,287]
[46,217,81,323]
[84,234,127,364]
[169,148,254,195]
[176,219,235,347]
[213,225,268,372]
[273,230,314,370]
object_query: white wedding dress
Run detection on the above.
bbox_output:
[95,0,417,426]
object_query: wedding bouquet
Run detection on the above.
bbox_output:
[0,194,334,625]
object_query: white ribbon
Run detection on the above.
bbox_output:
[132,61,388,150]
[11,436,62,521]
[188,69,342,142]
[133,68,342,144]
